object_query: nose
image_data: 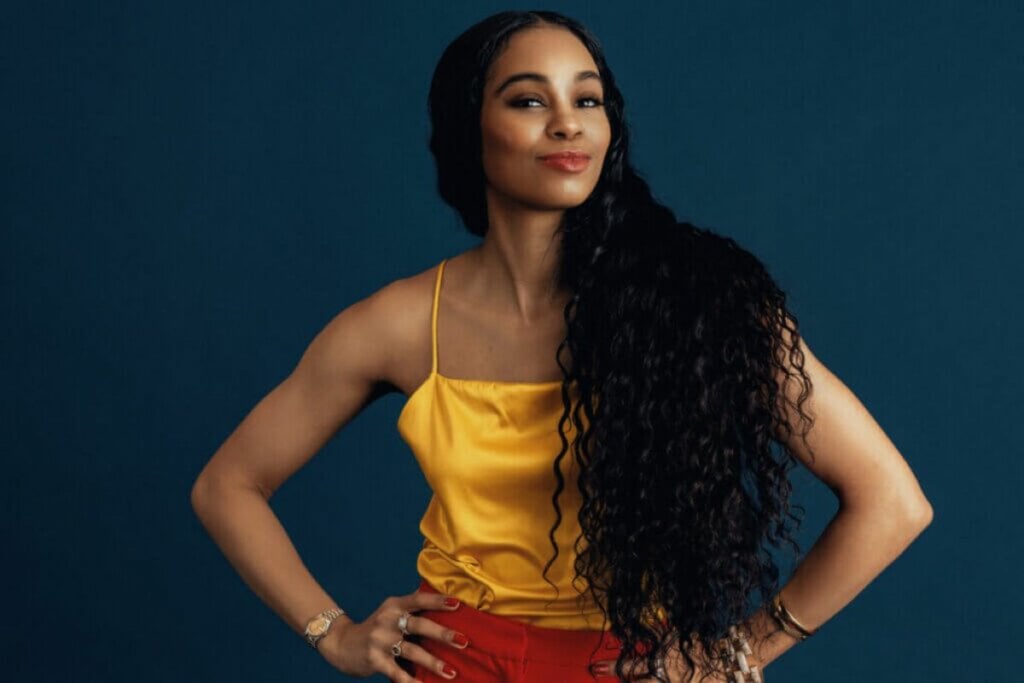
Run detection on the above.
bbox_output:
[546,103,583,139]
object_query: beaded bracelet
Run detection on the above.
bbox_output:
[655,591,815,683]
[706,592,817,682]
[715,623,763,683]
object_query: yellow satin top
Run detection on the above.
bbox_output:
[396,258,609,630]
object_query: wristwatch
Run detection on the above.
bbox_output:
[303,607,347,650]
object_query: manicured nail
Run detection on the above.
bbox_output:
[443,597,460,608]
[451,632,469,648]
[442,663,458,678]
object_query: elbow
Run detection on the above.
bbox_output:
[908,497,934,529]
[190,471,270,517]
[840,486,934,532]
[889,490,933,537]
[190,471,228,517]
[190,475,213,517]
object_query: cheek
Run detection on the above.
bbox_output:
[482,117,535,163]
[481,122,539,187]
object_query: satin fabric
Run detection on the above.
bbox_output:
[397,258,608,630]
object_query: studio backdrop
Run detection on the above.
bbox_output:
[4,1,1021,681]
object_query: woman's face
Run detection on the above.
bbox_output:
[480,26,611,212]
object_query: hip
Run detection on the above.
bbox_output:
[403,578,624,682]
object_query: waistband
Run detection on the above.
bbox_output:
[415,579,623,665]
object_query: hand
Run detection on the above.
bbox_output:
[590,636,733,683]
[318,590,468,682]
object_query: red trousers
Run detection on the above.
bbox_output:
[402,579,625,682]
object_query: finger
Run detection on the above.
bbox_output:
[406,613,470,650]
[394,639,458,681]
[401,589,462,613]
[591,657,652,680]
[373,649,420,683]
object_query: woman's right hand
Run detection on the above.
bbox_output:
[318,590,469,682]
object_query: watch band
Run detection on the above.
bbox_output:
[303,607,347,650]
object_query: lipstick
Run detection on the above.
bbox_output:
[538,151,591,173]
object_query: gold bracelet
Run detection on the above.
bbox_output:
[768,593,816,641]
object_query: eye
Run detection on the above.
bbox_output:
[509,96,605,108]
[510,97,544,108]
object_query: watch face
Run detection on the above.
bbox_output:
[308,617,329,636]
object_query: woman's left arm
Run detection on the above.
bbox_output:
[747,328,934,670]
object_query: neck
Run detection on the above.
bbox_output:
[471,191,570,324]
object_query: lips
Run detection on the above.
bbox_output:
[538,151,591,172]
[538,151,591,161]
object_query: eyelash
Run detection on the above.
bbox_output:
[509,97,604,109]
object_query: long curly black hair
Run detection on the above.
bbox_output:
[427,10,816,681]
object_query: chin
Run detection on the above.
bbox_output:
[494,181,598,211]
[535,185,599,207]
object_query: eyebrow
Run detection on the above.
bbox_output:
[493,70,603,95]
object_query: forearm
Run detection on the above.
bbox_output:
[190,478,356,638]
[745,498,932,669]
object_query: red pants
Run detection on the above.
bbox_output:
[403,579,625,682]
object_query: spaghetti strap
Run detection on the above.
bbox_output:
[430,258,447,375]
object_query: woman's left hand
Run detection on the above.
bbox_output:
[589,636,732,682]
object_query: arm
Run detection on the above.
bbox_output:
[745,327,934,670]
[189,279,409,645]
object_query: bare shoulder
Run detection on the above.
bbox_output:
[189,261,444,500]
[303,261,439,400]
[362,261,440,395]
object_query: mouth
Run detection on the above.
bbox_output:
[537,152,591,173]
[538,151,591,162]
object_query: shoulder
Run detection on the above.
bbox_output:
[296,260,444,399]
[682,223,769,274]
[371,261,442,371]
[626,221,775,295]
[684,225,781,304]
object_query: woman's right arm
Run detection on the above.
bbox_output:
[187,274,464,679]
[189,283,396,631]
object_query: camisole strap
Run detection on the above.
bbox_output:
[430,258,447,375]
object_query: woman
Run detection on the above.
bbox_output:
[190,10,933,683]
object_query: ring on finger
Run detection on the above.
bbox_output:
[397,610,412,636]
[390,638,404,657]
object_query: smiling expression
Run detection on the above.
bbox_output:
[480,26,612,211]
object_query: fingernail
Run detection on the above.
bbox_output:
[443,597,460,608]
[442,663,458,678]
[451,632,469,648]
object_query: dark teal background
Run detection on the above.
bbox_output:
[4,1,1021,680]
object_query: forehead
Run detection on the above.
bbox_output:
[487,26,598,81]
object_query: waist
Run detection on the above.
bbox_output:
[416,542,610,630]
[415,579,623,658]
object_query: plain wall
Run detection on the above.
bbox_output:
[4,1,1021,680]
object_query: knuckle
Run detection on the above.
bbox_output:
[371,628,394,648]
[367,648,388,669]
